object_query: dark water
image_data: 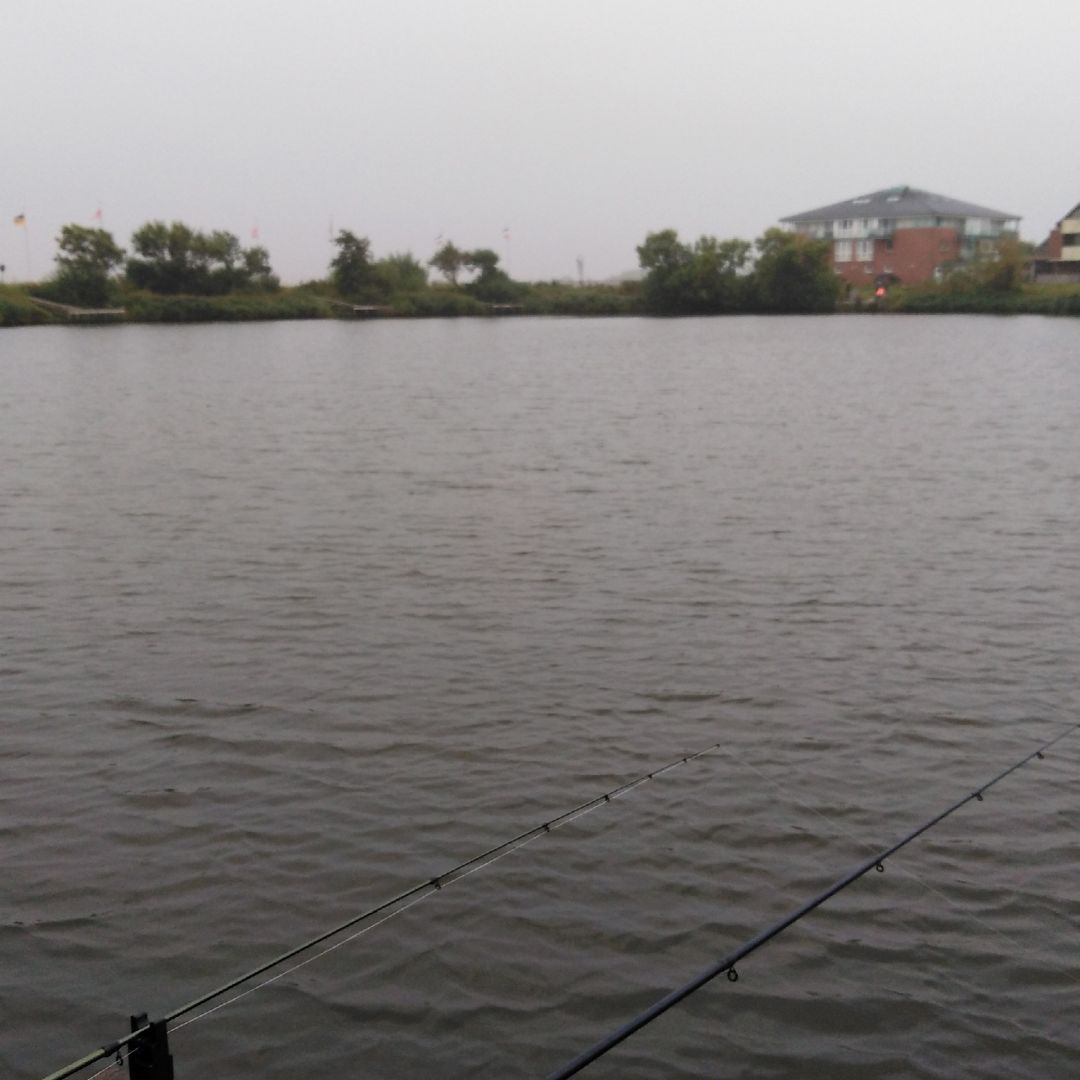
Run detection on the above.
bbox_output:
[2,315,1078,1080]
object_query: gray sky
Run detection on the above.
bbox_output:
[6,0,1079,284]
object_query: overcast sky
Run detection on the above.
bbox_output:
[6,0,1079,284]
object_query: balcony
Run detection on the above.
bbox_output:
[832,223,894,240]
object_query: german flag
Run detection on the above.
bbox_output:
[13,213,26,226]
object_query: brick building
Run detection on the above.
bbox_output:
[781,185,1019,286]
[1031,201,1080,282]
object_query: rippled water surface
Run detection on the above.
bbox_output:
[3,316,1079,1079]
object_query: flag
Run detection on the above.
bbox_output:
[503,226,510,241]
[251,224,260,241]
[13,213,26,226]
[93,207,103,223]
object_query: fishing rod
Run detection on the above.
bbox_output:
[41,741,722,1080]
[546,719,1080,1079]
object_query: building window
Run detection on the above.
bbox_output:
[855,240,873,261]
[834,240,853,262]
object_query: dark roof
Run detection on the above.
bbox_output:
[1060,201,1080,222]
[782,185,1019,225]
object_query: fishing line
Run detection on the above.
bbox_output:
[163,742,719,1025]
[40,740,720,1080]
[171,890,434,1034]
[172,884,438,1033]
[546,719,1080,1079]
[83,1059,122,1080]
[171,773,648,1038]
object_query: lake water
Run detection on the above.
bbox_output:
[2,315,1078,1080]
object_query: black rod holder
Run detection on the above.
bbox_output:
[127,1015,174,1080]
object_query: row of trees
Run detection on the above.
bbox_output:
[49,222,278,306]
[49,221,523,309]
[327,226,840,314]
[46,219,840,316]
[636,228,840,314]
[328,232,520,303]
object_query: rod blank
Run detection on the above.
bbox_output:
[40,741,721,1080]
[546,721,1080,1079]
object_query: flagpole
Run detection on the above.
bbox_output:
[14,215,32,282]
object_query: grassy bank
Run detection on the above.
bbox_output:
[0,280,644,326]
[520,281,642,316]
[0,286,55,327]
[122,288,332,322]
[885,282,1080,316]
[0,283,334,327]
[7,279,1080,327]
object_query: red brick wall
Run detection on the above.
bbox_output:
[831,227,963,286]
[887,227,961,283]
[1046,227,1063,260]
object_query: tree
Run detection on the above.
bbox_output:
[639,230,752,314]
[198,229,243,292]
[52,224,124,305]
[687,236,753,312]
[240,246,279,292]
[637,229,691,276]
[126,221,278,294]
[372,252,427,296]
[329,230,374,298]
[955,235,1025,295]
[464,248,500,279]
[751,228,840,313]
[462,248,520,302]
[429,241,465,286]
[126,220,200,293]
[636,229,693,313]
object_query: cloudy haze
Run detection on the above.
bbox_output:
[6,0,1079,284]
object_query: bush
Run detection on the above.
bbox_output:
[520,282,642,316]
[886,282,1080,316]
[121,288,329,323]
[393,289,487,317]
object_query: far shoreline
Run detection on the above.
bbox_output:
[4,281,1080,330]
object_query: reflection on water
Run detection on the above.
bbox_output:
[2,316,1079,1079]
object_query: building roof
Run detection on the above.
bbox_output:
[1060,201,1080,222]
[782,185,1019,225]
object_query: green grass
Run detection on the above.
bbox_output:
[0,285,55,327]
[8,273,1079,328]
[885,282,1080,315]
[520,282,643,316]
[120,288,332,322]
